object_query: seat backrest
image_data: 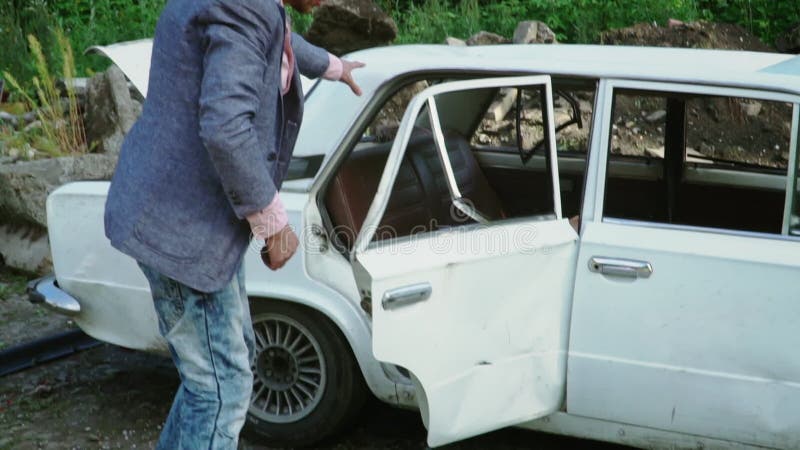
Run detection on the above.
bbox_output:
[324,130,504,250]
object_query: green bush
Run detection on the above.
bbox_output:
[0,0,60,97]
[696,0,800,46]
[382,0,798,45]
[50,0,167,75]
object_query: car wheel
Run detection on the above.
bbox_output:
[244,300,367,447]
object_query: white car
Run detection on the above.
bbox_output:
[30,40,800,449]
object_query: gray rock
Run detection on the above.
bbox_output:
[466,31,509,46]
[645,110,666,123]
[487,89,517,121]
[305,0,397,56]
[444,37,467,46]
[0,223,51,275]
[24,120,42,132]
[0,111,19,129]
[513,21,558,44]
[85,65,140,157]
[776,22,800,53]
[0,153,117,228]
[742,101,762,117]
[22,111,37,124]
[57,77,89,99]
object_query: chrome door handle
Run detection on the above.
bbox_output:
[382,282,432,310]
[588,256,653,279]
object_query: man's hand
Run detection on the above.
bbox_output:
[261,225,299,270]
[340,60,366,96]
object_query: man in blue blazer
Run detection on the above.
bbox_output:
[104,0,363,448]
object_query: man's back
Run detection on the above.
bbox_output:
[104,0,318,292]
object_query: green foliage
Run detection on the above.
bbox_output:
[288,7,314,35]
[379,0,798,45]
[0,1,60,97]
[2,31,86,159]
[384,0,706,44]
[390,0,481,44]
[0,270,29,301]
[50,0,167,75]
[696,0,800,45]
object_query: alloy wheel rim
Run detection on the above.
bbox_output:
[249,313,326,423]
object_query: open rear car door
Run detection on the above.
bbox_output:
[350,76,579,447]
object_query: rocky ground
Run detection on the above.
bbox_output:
[0,267,628,450]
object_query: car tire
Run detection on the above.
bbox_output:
[244,300,367,447]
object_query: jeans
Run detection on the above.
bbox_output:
[138,260,255,450]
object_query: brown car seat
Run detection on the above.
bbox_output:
[324,129,505,250]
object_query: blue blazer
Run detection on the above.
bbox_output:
[104,0,330,292]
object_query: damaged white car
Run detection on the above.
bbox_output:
[30,40,800,448]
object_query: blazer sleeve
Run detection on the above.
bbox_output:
[197,2,278,219]
[291,32,331,79]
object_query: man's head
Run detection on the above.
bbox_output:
[284,0,321,14]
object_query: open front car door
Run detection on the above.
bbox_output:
[350,76,579,447]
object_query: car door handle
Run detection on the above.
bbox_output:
[382,282,432,310]
[588,256,653,279]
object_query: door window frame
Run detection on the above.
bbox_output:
[351,75,563,256]
[584,79,800,240]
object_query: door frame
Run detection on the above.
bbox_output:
[352,75,563,255]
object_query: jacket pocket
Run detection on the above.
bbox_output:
[133,202,213,262]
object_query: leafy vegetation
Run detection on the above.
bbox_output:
[0,269,29,302]
[379,0,799,45]
[2,31,86,160]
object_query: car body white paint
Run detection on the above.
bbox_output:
[46,41,800,449]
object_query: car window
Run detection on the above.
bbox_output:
[684,96,791,171]
[324,80,561,253]
[603,87,795,235]
[361,80,432,143]
[472,84,595,155]
[610,92,666,161]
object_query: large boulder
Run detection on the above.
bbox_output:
[305,0,397,56]
[776,22,800,53]
[0,154,116,228]
[85,65,141,157]
[0,223,51,274]
[513,21,558,44]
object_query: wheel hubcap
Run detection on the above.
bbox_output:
[249,314,326,423]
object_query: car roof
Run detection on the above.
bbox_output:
[345,44,800,95]
[89,40,799,164]
[91,40,799,99]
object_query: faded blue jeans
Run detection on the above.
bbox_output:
[138,260,255,450]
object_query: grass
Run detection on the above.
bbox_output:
[1,31,86,160]
[0,271,28,301]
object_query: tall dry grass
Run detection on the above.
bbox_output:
[2,30,86,157]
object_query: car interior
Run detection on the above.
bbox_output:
[317,76,796,255]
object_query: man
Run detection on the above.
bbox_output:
[103,0,363,448]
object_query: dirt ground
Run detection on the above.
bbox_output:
[0,267,628,450]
